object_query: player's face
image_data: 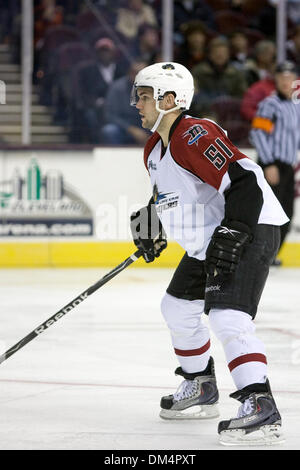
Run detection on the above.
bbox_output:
[136,87,159,129]
[276,72,297,99]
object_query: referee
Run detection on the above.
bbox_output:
[250,61,300,263]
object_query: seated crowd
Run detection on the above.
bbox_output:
[1,0,299,146]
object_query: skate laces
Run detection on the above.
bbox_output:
[237,396,256,418]
[173,379,199,401]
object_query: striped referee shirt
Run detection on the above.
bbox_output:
[250,92,300,166]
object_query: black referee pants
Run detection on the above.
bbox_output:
[259,160,295,250]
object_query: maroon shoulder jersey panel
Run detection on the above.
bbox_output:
[144,132,161,171]
[170,117,249,190]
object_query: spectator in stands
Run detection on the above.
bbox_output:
[100,60,150,145]
[229,30,250,70]
[76,38,127,144]
[0,0,19,43]
[55,0,82,23]
[34,0,64,47]
[191,37,247,115]
[115,0,157,41]
[287,0,300,24]
[229,0,264,13]
[175,20,208,70]
[240,77,276,122]
[244,40,276,86]
[255,1,277,37]
[173,0,216,32]
[287,25,300,73]
[130,24,160,65]
[230,0,246,9]
[33,0,66,87]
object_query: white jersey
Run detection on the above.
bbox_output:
[144,114,288,260]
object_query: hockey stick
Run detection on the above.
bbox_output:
[0,249,143,365]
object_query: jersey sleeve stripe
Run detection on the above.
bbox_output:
[218,172,231,195]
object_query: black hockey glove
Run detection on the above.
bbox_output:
[130,203,167,263]
[205,222,251,276]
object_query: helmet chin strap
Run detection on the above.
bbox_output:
[151,101,181,133]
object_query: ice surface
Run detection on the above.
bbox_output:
[0,266,299,450]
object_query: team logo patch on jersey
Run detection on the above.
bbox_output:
[183,124,208,146]
[153,183,179,213]
[153,183,171,203]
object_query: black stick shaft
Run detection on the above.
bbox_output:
[0,250,142,365]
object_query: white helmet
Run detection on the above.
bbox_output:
[130,62,194,132]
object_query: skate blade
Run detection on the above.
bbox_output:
[219,424,285,446]
[160,404,219,420]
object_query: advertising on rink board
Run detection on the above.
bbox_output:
[0,157,93,237]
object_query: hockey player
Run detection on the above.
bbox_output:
[129,62,287,446]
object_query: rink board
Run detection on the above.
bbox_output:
[0,240,299,267]
[1,147,300,267]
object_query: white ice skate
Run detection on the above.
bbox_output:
[159,357,219,420]
[219,380,285,446]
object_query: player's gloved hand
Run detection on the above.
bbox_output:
[130,204,167,263]
[205,222,251,276]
